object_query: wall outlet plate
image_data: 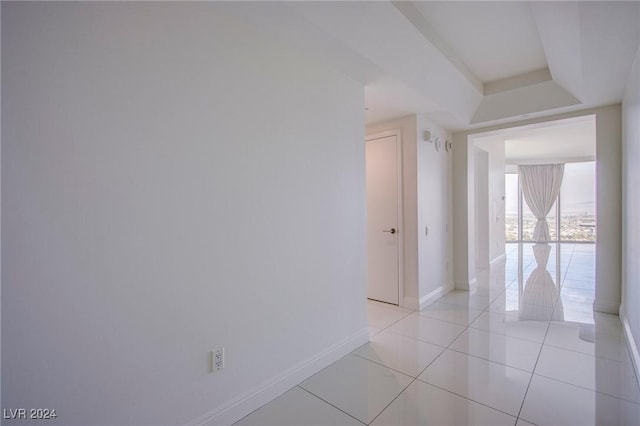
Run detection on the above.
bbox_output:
[211,347,225,373]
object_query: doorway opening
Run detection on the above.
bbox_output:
[467,114,597,281]
[503,115,596,244]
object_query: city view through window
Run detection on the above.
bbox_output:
[505,161,596,242]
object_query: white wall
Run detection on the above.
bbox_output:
[452,133,506,289]
[366,115,453,309]
[621,12,640,380]
[416,117,454,306]
[593,105,622,315]
[473,137,506,265]
[453,105,621,306]
[452,132,473,289]
[474,148,490,269]
[1,3,368,425]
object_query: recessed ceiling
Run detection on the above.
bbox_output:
[411,1,548,83]
[221,1,640,130]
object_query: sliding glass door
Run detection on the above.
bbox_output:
[505,173,519,241]
[560,162,596,242]
[505,161,595,243]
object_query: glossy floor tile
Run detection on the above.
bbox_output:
[558,287,595,314]
[418,349,531,416]
[235,386,363,426]
[520,375,640,426]
[234,244,640,426]
[544,322,631,363]
[558,307,597,324]
[433,290,495,311]
[418,301,485,326]
[535,345,640,403]
[553,311,625,337]
[367,301,411,330]
[488,295,555,321]
[299,354,413,424]
[470,310,549,343]
[387,312,467,346]
[449,327,542,372]
[352,329,445,377]
[370,380,516,426]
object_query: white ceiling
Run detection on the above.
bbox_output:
[411,1,548,83]
[503,115,597,164]
[471,115,596,169]
[220,1,640,131]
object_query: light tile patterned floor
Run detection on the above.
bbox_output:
[235,244,640,425]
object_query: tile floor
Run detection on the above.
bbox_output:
[234,244,640,425]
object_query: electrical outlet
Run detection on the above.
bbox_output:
[211,347,225,373]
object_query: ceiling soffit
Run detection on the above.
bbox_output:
[396,1,639,128]
[221,1,640,129]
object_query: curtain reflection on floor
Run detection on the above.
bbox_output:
[519,243,564,321]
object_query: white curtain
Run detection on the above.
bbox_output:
[518,164,564,242]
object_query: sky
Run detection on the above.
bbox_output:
[505,161,595,215]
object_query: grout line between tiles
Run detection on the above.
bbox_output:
[445,346,538,374]
[542,340,632,364]
[412,380,520,421]
[371,243,602,425]
[382,287,526,421]
[350,346,446,380]
[296,385,368,426]
[416,310,485,328]
[515,297,552,421]
[530,372,640,406]
[364,373,416,425]
[366,289,487,425]
[367,305,414,335]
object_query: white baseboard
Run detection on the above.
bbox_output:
[187,328,370,426]
[620,307,640,391]
[489,254,506,269]
[418,283,454,311]
[403,283,454,312]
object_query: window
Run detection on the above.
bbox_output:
[521,193,536,241]
[560,162,596,242]
[505,161,595,243]
[505,173,519,241]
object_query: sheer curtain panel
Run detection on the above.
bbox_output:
[518,164,564,242]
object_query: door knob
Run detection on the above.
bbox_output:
[383,228,397,234]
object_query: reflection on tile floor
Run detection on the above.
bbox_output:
[235,244,640,425]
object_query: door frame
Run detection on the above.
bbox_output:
[365,129,404,306]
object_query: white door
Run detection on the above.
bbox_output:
[366,134,400,305]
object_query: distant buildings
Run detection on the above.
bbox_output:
[505,213,596,242]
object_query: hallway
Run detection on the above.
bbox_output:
[235,244,640,425]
